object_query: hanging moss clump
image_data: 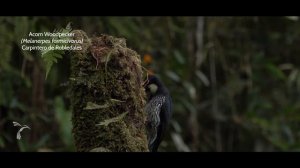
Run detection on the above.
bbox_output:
[70,30,148,152]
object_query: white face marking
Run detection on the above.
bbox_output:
[149,84,158,94]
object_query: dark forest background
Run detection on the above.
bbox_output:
[1,16,300,152]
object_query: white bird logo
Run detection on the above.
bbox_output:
[12,121,31,140]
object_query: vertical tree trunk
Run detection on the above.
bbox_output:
[31,60,47,143]
[70,30,148,152]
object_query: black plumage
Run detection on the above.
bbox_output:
[144,75,172,152]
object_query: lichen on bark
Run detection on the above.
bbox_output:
[70,30,148,152]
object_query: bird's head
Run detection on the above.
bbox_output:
[144,75,168,99]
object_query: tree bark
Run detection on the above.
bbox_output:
[70,30,148,152]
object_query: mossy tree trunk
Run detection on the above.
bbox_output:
[70,30,148,152]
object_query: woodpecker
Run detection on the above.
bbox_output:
[144,75,172,152]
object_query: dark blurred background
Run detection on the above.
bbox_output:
[1,16,300,152]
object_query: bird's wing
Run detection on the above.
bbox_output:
[145,95,165,146]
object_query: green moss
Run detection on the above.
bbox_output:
[70,31,148,152]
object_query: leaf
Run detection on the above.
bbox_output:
[195,70,210,87]
[42,50,63,79]
[286,16,299,21]
[41,23,72,79]
[173,50,185,64]
[54,96,73,148]
[84,99,125,111]
[266,63,286,80]
[83,102,110,110]
[165,70,180,82]
[110,99,125,103]
[183,81,196,100]
[96,112,128,127]
[171,132,191,152]
[288,69,298,83]
[171,120,182,133]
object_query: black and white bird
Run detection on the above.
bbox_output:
[144,75,172,152]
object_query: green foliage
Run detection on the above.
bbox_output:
[42,50,64,79]
[41,23,72,79]
[0,137,4,148]
[2,16,300,151]
[54,97,75,151]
